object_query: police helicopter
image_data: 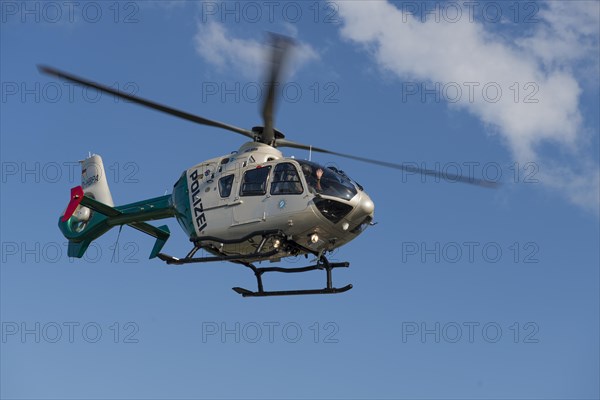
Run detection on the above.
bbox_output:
[41,35,496,297]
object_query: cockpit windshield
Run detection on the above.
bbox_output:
[297,160,357,201]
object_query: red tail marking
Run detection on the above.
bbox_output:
[61,186,85,222]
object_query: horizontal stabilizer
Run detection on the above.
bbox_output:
[80,195,120,217]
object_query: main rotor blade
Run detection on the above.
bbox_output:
[277,139,499,188]
[261,34,294,145]
[38,65,254,140]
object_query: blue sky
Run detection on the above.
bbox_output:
[1,1,599,399]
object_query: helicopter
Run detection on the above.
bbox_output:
[41,34,497,297]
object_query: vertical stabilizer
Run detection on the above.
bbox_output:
[81,154,114,206]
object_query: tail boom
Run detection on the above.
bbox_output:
[59,188,175,259]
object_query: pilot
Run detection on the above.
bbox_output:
[301,164,324,193]
[315,168,323,192]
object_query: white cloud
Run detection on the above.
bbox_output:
[516,1,600,68]
[193,21,318,80]
[337,1,599,214]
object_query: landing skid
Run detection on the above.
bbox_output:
[233,260,352,297]
[156,231,352,297]
[233,285,353,297]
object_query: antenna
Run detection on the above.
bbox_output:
[111,225,123,263]
[309,145,312,162]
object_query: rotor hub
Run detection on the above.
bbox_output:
[252,126,285,144]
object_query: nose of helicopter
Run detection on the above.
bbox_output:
[359,193,375,216]
[345,191,374,233]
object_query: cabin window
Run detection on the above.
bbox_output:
[240,166,271,196]
[270,162,303,195]
[218,174,234,198]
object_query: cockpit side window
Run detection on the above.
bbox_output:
[240,166,271,196]
[297,160,357,201]
[218,174,234,198]
[270,163,303,195]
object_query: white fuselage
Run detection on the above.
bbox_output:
[172,142,374,262]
